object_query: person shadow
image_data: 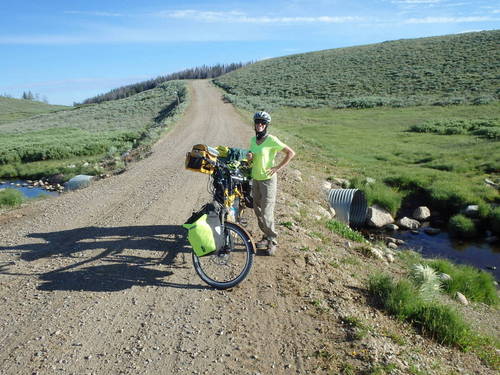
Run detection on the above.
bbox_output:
[0,225,211,291]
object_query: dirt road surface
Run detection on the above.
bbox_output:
[0,80,323,375]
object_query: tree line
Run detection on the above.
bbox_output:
[77,62,250,105]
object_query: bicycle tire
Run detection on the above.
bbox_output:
[192,222,254,289]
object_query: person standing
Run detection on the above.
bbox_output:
[247,111,296,255]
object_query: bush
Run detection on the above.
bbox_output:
[428,259,499,305]
[448,214,477,239]
[0,188,24,207]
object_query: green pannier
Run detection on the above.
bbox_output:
[183,204,224,257]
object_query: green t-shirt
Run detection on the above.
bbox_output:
[249,135,286,180]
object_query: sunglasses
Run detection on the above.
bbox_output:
[254,120,268,125]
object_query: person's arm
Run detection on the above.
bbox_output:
[268,145,295,176]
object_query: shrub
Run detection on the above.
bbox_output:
[0,188,24,207]
[448,214,477,239]
[428,258,498,305]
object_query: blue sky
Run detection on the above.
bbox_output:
[0,0,498,105]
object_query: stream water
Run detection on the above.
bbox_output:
[393,228,499,281]
[0,180,59,198]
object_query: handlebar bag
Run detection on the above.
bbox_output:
[185,144,218,175]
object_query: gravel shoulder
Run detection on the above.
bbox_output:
[0,80,497,375]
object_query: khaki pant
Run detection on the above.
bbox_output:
[252,174,278,244]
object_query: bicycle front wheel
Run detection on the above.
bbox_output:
[192,222,254,289]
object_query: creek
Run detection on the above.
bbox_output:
[0,180,59,199]
[392,227,499,281]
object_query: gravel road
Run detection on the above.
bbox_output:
[0,80,322,375]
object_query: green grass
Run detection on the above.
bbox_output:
[368,273,500,370]
[266,103,499,232]
[368,273,472,348]
[0,188,24,208]
[0,96,68,124]
[214,30,499,111]
[448,214,477,239]
[427,259,498,305]
[325,219,365,242]
[397,251,498,306]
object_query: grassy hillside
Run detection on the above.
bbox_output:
[0,97,68,124]
[0,80,188,179]
[214,30,499,110]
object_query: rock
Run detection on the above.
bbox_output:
[369,247,385,260]
[365,177,376,184]
[412,206,431,221]
[463,205,479,218]
[64,175,95,191]
[329,207,336,218]
[424,227,441,235]
[289,169,302,182]
[485,236,498,243]
[331,178,349,188]
[48,174,65,184]
[367,205,394,228]
[439,273,452,282]
[484,178,499,189]
[316,205,332,219]
[455,292,468,305]
[385,253,395,263]
[398,217,420,230]
[384,224,399,232]
[321,181,332,197]
[387,242,398,250]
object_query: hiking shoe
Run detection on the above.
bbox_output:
[255,237,269,249]
[265,243,277,256]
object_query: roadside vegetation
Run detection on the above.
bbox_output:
[0,80,188,181]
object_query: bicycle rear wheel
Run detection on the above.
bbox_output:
[192,222,254,289]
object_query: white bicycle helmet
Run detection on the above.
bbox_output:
[253,111,271,124]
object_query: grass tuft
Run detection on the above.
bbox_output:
[0,188,24,208]
[325,219,365,242]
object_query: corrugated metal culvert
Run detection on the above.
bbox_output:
[328,189,368,227]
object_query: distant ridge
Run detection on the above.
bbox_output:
[79,62,249,105]
[213,30,500,110]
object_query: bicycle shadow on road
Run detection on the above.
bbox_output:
[0,225,210,291]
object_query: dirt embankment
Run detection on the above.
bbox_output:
[0,80,496,375]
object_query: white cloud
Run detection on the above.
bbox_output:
[158,9,363,24]
[64,11,124,17]
[404,16,498,23]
